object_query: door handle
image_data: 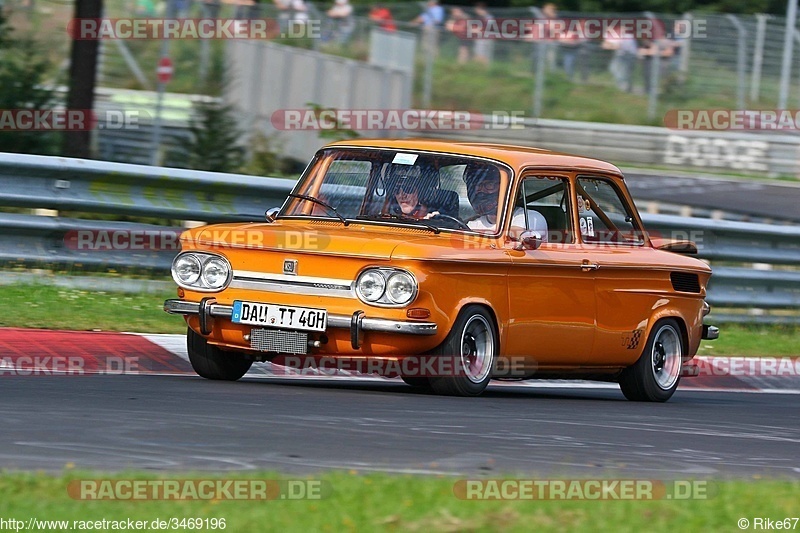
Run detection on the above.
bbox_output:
[581,260,599,272]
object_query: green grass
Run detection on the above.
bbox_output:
[699,324,800,357]
[0,471,798,532]
[0,284,797,357]
[0,284,185,334]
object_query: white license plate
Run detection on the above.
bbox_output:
[231,301,327,332]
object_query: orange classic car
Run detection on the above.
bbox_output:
[164,139,718,401]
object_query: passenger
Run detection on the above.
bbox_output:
[465,167,548,241]
[465,166,503,231]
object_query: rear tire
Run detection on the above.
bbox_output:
[618,318,683,402]
[187,327,252,381]
[429,305,497,397]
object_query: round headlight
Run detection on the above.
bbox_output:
[173,255,201,285]
[386,272,416,304]
[202,257,230,289]
[356,271,386,302]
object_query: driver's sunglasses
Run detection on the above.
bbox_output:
[393,182,419,195]
[469,178,500,194]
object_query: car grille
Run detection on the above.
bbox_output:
[250,328,308,354]
[670,272,701,293]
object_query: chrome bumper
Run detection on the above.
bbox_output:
[164,299,438,344]
[702,324,719,340]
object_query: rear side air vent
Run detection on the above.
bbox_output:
[670,272,701,293]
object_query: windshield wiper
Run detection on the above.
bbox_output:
[288,193,350,226]
[356,213,440,234]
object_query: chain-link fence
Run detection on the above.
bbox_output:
[14,1,800,128]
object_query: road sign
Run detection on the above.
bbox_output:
[157,57,173,85]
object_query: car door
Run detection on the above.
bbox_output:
[506,173,597,366]
[574,175,658,365]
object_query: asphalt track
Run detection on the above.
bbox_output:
[624,171,800,222]
[2,374,799,479]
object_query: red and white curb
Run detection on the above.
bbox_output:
[1,328,799,393]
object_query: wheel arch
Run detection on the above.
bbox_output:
[644,311,689,357]
[451,299,502,349]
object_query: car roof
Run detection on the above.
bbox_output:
[323,138,624,178]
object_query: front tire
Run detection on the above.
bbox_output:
[429,305,497,397]
[187,327,253,381]
[618,318,683,402]
[401,376,432,390]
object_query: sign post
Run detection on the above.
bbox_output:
[150,56,174,166]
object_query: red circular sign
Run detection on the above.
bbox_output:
[157,57,173,84]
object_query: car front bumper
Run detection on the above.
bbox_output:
[164,298,438,349]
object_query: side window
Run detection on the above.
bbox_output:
[511,176,573,244]
[576,177,644,245]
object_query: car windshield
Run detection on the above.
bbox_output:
[281,148,511,233]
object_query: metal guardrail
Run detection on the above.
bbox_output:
[1,153,798,322]
[0,213,177,271]
[0,152,293,222]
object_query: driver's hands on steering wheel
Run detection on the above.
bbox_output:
[423,211,440,220]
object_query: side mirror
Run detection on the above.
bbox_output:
[514,230,543,251]
[651,237,698,255]
[265,207,280,222]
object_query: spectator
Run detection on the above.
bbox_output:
[175,0,192,18]
[638,25,675,94]
[326,0,355,44]
[413,0,445,56]
[541,2,559,70]
[446,7,470,64]
[602,26,637,92]
[289,0,309,29]
[369,4,396,32]
[233,0,254,20]
[412,0,445,28]
[559,19,589,82]
[274,0,291,32]
[473,2,494,64]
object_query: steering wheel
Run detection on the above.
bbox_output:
[430,213,471,231]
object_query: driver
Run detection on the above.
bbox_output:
[389,165,432,219]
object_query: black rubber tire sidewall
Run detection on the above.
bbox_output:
[429,305,498,397]
[619,318,683,402]
[187,327,253,381]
